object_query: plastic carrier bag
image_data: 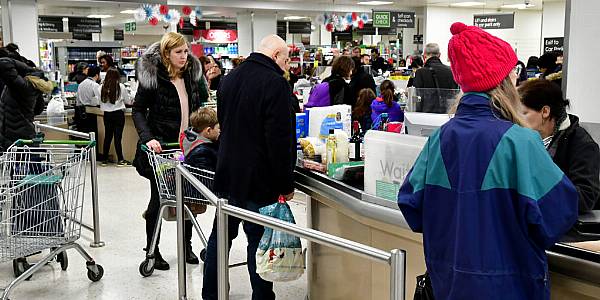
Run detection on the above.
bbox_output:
[256,199,304,282]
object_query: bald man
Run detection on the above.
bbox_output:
[203,34,295,300]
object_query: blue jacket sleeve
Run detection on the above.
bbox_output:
[517,131,579,249]
[397,138,430,233]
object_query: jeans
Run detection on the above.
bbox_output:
[145,179,193,253]
[102,110,125,161]
[201,198,275,300]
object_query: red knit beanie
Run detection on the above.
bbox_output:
[448,22,517,92]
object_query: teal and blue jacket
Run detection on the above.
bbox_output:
[397,93,578,300]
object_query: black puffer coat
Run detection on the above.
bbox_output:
[132,42,208,178]
[0,58,48,150]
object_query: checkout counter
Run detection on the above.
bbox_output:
[295,113,600,300]
[86,106,138,162]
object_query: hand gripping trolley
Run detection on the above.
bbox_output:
[0,138,104,299]
[139,144,213,277]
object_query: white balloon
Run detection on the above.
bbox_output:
[134,8,146,21]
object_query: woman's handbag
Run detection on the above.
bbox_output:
[414,272,435,300]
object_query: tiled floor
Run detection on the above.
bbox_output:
[0,165,308,299]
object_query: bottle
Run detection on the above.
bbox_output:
[334,129,349,163]
[379,113,389,131]
[349,121,363,161]
[325,129,337,165]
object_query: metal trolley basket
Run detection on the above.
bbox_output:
[139,144,213,277]
[0,138,104,299]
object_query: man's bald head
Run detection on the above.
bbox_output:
[257,34,289,72]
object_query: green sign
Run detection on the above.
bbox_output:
[125,22,136,32]
[373,11,391,28]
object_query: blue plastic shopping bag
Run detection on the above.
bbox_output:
[256,199,304,282]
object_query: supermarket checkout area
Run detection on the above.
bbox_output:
[294,110,600,300]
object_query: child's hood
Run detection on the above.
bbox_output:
[179,128,212,156]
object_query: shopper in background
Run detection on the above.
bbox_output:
[349,56,376,108]
[413,43,458,113]
[204,34,295,300]
[353,88,376,134]
[370,80,404,126]
[99,68,132,166]
[407,55,424,88]
[399,58,407,68]
[132,32,208,270]
[98,54,115,72]
[342,48,350,56]
[360,53,371,66]
[351,46,361,58]
[231,57,244,69]
[198,55,222,91]
[322,55,355,106]
[68,62,89,84]
[371,48,388,73]
[4,43,36,67]
[0,56,52,151]
[519,79,600,214]
[538,52,562,87]
[398,22,578,300]
[526,56,540,78]
[75,66,101,135]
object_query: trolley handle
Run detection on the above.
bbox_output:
[15,139,96,148]
[140,142,180,152]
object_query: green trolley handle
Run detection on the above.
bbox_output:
[15,139,96,148]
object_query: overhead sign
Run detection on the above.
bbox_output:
[378,27,397,35]
[277,21,287,40]
[114,29,124,41]
[413,34,423,44]
[125,22,136,32]
[544,37,564,54]
[201,30,238,43]
[288,22,312,34]
[38,16,64,32]
[392,12,415,28]
[72,32,93,40]
[373,11,391,28]
[69,17,102,33]
[473,13,514,29]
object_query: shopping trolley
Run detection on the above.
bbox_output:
[0,138,104,299]
[139,143,213,277]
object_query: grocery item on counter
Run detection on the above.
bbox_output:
[325,129,337,165]
[296,113,308,139]
[349,121,363,161]
[333,129,349,163]
[306,105,352,139]
[298,137,326,159]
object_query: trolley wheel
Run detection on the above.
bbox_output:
[200,249,207,262]
[139,259,154,277]
[87,264,104,282]
[12,258,32,280]
[56,251,68,271]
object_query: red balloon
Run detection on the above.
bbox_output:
[358,20,364,29]
[159,5,169,15]
[325,23,334,32]
[149,17,159,26]
[182,6,192,16]
[352,12,358,21]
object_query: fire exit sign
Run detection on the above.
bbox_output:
[125,22,136,32]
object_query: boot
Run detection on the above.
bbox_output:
[186,243,199,265]
[154,251,170,271]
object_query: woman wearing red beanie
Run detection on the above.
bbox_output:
[398,22,578,300]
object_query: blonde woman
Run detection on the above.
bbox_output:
[132,32,208,270]
[398,23,578,299]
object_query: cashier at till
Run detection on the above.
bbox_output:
[519,79,600,214]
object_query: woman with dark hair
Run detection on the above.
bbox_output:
[68,62,89,84]
[322,55,355,106]
[519,79,600,213]
[99,68,132,166]
[352,88,375,134]
[98,54,115,72]
[349,56,376,108]
[199,55,222,90]
[526,56,539,78]
[537,52,562,86]
[407,55,424,87]
[370,80,403,126]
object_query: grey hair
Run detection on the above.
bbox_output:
[424,43,441,57]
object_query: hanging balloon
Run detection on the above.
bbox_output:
[194,6,203,18]
[159,5,169,16]
[361,13,369,23]
[345,13,353,24]
[140,4,154,20]
[152,5,162,20]
[149,17,159,26]
[358,20,364,29]
[323,14,331,25]
[163,9,180,24]
[352,12,358,21]
[182,6,192,16]
[325,23,334,32]
[189,11,198,26]
[134,8,147,21]
[335,21,346,32]
[315,14,325,26]
[331,13,339,26]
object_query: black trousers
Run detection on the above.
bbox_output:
[102,110,125,161]
[145,178,193,253]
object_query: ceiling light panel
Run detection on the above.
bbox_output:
[357,1,394,5]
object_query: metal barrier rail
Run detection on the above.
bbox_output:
[34,122,105,248]
[175,165,406,300]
